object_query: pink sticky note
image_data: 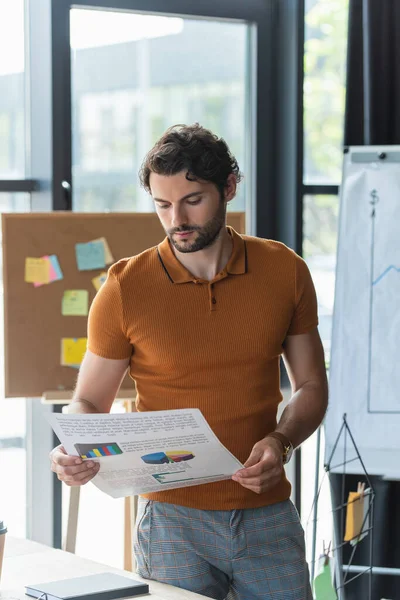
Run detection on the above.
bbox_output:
[33,256,54,287]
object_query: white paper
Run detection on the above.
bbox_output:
[326,146,400,477]
[48,409,244,498]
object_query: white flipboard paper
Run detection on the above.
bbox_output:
[325,146,400,478]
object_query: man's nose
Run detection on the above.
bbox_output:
[171,206,187,228]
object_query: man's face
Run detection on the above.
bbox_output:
[150,171,228,253]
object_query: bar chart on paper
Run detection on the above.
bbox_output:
[75,442,123,458]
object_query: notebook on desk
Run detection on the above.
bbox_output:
[25,572,149,600]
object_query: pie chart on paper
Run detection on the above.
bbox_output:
[165,450,195,462]
[141,450,195,465]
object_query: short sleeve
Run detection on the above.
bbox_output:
[286,254,319,336]
[87,269,132,359]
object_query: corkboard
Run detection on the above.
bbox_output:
[2,212,245,398]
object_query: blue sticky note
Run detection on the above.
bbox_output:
[75,241,106,271]
[49,255,63,281]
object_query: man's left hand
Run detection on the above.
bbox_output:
[232,437,285,494]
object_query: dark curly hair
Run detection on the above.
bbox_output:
[139,123,243,197]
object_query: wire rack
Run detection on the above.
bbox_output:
[307,414,375,600]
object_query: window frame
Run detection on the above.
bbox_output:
[50,0,277,241]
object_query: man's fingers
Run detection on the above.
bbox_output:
[243,448,263,469]
[49,444,100,488]
[61,465,99,483]
[52,452,83,468]
[236,463,264,478]
[232,462,282,489]
[234,469,281,487]
[51,460,95,477]
[235,459,277,479]
[235,472,282,494]
[55,463,100,485]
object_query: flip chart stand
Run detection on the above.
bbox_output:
[310,414,375,600]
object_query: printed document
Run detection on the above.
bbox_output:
[48,409,244,498]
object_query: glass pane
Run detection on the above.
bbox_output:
[303,194,338,364]
[301,428,333,570]
[303,0,349,185]
[0,0,26,178]
[0,193,30,538]
[70,10,249,213]
[302,193,338,567]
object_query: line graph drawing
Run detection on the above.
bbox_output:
[372,265,400,286]
[367,189,400,414]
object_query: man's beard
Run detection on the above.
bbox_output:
[167,202,226,253]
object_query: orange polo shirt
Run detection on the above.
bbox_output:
[87,227,318,510]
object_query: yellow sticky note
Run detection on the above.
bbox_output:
[92,272,107,292]
[25,257,50,284]
[62,290,89,316]
[61,338,87,366]
[344,491,363,541]
[93,237,114,265]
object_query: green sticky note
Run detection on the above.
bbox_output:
[62,290,89,316]
[314,564,337,600]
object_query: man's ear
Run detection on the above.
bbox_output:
[224,173,237,203]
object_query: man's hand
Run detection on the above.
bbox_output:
[50,444,100,486]
[232,437,284,494]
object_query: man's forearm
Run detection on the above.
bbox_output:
[68,397,100,414]
[275,380,328,449]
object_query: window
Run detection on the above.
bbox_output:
[0,193,30,538]
[0,0,26,178]
[303,0,349,364]
[301,0,349,566]
[303,194,339,365]
[70,10,249,213]
[303,0,349,185]
[0,0,29,541]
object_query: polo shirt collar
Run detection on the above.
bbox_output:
[157,226,247,284]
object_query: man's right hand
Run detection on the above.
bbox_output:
[50,445,100,486]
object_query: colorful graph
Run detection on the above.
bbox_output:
[74,442,123,459]
[141,449,195,465]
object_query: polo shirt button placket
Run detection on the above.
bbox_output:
[209,283,217,311]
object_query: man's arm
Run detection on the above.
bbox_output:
[277,327,328,447]
[232,328,328,494]
[68,350,131,414]
[50,350,131,486]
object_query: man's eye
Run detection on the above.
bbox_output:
[157,204,170,210]
[187,199,202,205]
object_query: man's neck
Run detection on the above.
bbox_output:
[172,226,233,281]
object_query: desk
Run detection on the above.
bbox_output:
[1,537,208,600]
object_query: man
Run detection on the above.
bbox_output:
[50,123,328,600]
